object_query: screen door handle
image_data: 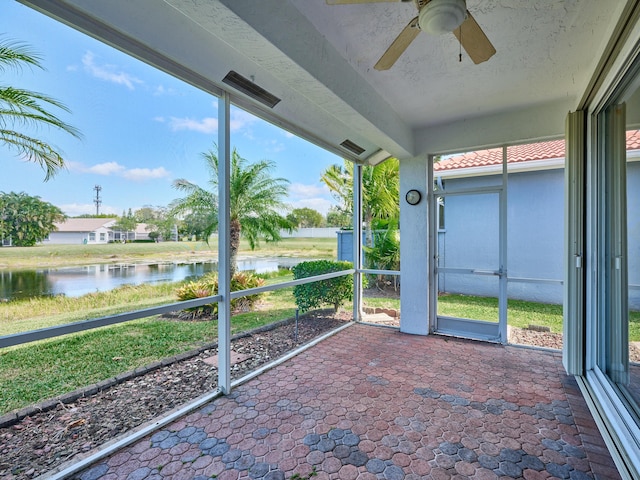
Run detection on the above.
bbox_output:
[472,269,500,276]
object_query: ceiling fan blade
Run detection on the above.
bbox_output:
[374,16,420,71]
[453,11,496,64]
[326,0,402,4]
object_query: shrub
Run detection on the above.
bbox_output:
[292,260,353,312]
[176,271,265,319]
[231,271,266,312]
[175,273,219,318]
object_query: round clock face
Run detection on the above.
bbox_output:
[406,189,421,205]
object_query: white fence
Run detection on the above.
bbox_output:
[279,227,339,238]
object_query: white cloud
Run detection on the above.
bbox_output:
[168,116,218,134]
[230,110,258,132]
[165,109,258,135]
[82,51,143,90]
[153,85,176,96]
[289,198,336,216]
[59,203,118,216]
[288,182,331,198]
[67,161,170,182]
[64,160,86,171]
[286,183,336,215]
[122,167,170,181]
[265,139,285,153]
[86,162,126,176]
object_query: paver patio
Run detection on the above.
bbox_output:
[73,324,620,479]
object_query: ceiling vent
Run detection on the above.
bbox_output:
[340,139,366,156]
[222,71,281,108]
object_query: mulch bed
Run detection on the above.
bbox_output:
[0,311,349,480]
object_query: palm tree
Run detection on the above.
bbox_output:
[364,218,400,289]
[0,39,81,180]
[172,146,292,275]
[321,158,399,246]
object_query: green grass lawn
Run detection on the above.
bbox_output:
[437,294,566,332]
[0,318,219,413]
[0,282,181,336]
[0,284,300,414]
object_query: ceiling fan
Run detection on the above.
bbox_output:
[326,0,496,70]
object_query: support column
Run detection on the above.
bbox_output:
[217,92,231,393]
[353,164,363,322]
[400,156,429,335]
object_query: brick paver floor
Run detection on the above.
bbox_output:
[74,324,620,479]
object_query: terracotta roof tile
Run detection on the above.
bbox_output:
[434,130,640,172]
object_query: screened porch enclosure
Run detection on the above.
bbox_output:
[7,0,640,478]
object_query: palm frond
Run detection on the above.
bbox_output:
[0,39,42,72]
[0,129,67,181]
[1,38,82,179]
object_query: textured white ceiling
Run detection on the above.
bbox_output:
[289,0,618,127]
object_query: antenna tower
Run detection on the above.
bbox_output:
[94,185,102,216]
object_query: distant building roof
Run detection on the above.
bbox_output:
[134,223,150,235]
[434,130,640,173]
[54,218,116,232]
[53,218,152,235]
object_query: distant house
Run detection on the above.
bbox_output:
[44,218,116,245]
[44,218,152,245]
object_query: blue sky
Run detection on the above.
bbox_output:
[0,1,342,216]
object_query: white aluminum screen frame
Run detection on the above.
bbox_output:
[564,110,586,375]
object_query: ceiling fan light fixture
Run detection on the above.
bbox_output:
[419,0,466,35]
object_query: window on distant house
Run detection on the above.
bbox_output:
[100,232,105,242]
[89,232,96,242]
[438,197,445,230]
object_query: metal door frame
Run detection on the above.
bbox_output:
[432,147,508,343]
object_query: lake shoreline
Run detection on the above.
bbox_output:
[0,238,336,270]
[0,256,312,301]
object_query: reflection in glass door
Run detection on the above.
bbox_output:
[625,128,640,416]
[597,93,640,424]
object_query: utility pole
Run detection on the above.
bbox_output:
[94,185,102,216]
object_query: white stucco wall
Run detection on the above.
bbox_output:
[437,168,565,305]
[280,228,339,238]
[45,227,112,245]
[45,232,86,245]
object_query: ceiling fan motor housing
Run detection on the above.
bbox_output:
[419,0,467,35]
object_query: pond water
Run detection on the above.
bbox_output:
[0,258,303,301]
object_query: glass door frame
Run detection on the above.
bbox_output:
[579,31,640,478]
[432,148,508,343]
